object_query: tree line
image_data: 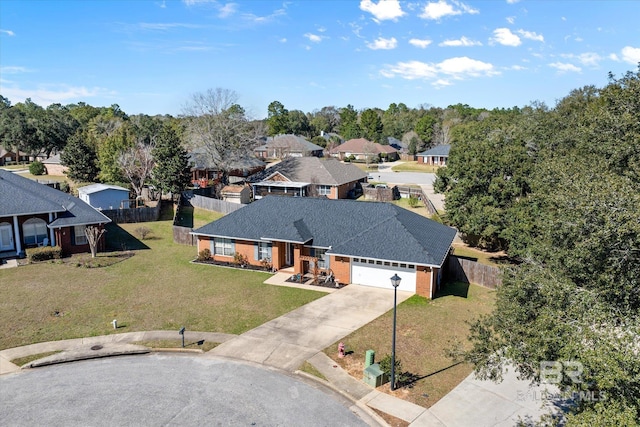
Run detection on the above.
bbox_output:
[438,68,640,425]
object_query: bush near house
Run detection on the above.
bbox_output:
[29,161,46,175]
[28,246,63,262]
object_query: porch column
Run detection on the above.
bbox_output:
[293,244,303,274]
[48,213,55,246]
[12,215,22,254]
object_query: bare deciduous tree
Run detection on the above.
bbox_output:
[182,88,261,185]
[117,141,155,198]
[85,225,106,258]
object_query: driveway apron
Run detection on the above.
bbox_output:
[207,284,413,371]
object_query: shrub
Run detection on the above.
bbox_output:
[134,226,152,240]
[408,195,420,208]
[233,252,249,267]
[28,246,63,262]
[378,354,411,388]
[343,157,351,163]
[197,248,211,261]
[260,258,272,271]
[29,161,46,175]
[59,181,70,193]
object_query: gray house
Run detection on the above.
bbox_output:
[77,184,130,210]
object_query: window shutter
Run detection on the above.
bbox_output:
[325,254,330,269]
[267,244,272,260]
[254,243,259,260]
[210,239,215,255]
[310,247,315,257]
[230,240,235,254]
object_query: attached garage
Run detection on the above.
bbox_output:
[351,258,417,292]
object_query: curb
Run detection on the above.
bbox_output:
[295,370,390,427]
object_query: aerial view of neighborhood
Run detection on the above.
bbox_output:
[1,1,638,426]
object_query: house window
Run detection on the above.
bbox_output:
[213,238,235,256]
[257,242,272,261]
[74,225,87,245]
[317,185,331,196]
[22,218,48,246]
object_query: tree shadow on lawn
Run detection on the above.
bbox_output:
[105,223,150,251]
[434,281,469,299]
[399,361,465,389]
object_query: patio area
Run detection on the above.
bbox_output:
[264,267,346,293]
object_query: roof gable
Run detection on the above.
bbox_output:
[331,138,399,155]
[249,157,366,186]
[418,144,451,157]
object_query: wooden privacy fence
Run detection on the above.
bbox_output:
[182,192,244,215]
[446,255,502,289]
[101,201,162,224]
[396,186,437,216]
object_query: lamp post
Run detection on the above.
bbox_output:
[390,273,401,391]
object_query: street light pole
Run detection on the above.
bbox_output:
[390,274,401,391]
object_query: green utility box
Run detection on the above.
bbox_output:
[363,363,388,387]
[365,349,375,368]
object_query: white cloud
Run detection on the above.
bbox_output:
[0,84,112,106]
[304,33,324,43]
[367,37,398,50]
[621,46,640,64]
[506,16,515,24]
[506,0,520,3]
[409,38,432,48]
[279,38,287,43]
[360,0,405,22]
[509,65,527,70]
[609,53,620,61]
[439,36,481,47]
[138,22,202,31]
[419,0,479,21]
[381,56,498,86]
[218,3,238,18]
[491,28,521,46]
[561,52,602,67]
[517,29,544,42]
[0,66,31,74]
[182,0,216,5]
[549,62,581,73]
[242,8,286,24]
[0,29,15,36]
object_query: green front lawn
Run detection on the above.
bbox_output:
[391,162,439,173]
[0,219,324,350]
[325,282,495,408]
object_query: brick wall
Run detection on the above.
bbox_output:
[330,255,351,284]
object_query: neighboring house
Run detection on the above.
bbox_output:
[78,184,131,210]
[417,145,451,166]
[248,157,367,200]
[41,153,68,176]
[254,134,324,159]
[221,185,251,205]
[0,148,29,166]
[0,169,111,258]
[188,148,266,187]
[191,197,457,299]
[329,138,399,162]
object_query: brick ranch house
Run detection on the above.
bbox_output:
[191,197,457,299]
[248,157,367,200]
[0,169,111,258]
[417,144,450,166]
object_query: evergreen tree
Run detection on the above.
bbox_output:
[152,124,191,199]
[60,131,99,182]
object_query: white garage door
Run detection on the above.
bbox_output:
[351,259,417,292]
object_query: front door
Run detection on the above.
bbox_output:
[0,223,15,251]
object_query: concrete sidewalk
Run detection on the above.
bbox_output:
[207,284,413,372]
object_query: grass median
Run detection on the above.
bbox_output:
[0,218,324,351]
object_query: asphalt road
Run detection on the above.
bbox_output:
[0,354,370,427]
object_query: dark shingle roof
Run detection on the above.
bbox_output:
[248,157,366,186]
[192,197,456,267]
[0,169,111,227]
[417,144,451,157]
[263,134,324,153]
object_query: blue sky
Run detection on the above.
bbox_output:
[1,1,639,119]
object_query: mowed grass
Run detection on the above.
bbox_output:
[391,162,439,173]
[325,282,495,408]
[0,219,324,350]
[451,243,509,268]
[391,197,432,218]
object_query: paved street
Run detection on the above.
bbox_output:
[0,354,370,427]
[372,165,445,212]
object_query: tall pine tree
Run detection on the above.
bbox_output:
[152,124,191,200]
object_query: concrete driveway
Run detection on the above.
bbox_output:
[208,284,413,371]
[0,354,371,426]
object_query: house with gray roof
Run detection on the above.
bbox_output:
[417,144,451,166]
[254,134,324,159]
[0,169,111,258]
[188,148,266,187]
[77,184,131,210]
[248,157,367,200]
[191,196,456,298]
